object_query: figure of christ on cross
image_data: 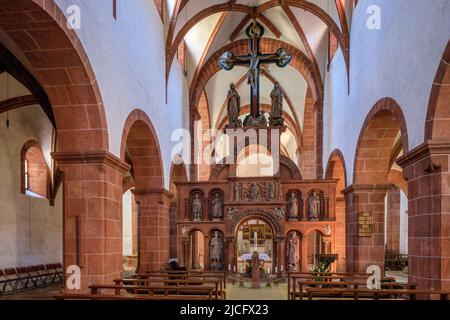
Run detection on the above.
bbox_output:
[219,21,292,127]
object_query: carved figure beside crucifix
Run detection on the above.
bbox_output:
[219,21,292,127]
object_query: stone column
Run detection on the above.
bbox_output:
[203,235,210,270]
[226,237,235,271]
[182,237,190,268]
[191,233,199,269]
[274,238,283,273]
[386,187,401,253]
[133,189,173,272]
[52,151,129,293]
[301,234,308,271]
[344,184,392,273]
[397,142,450,290]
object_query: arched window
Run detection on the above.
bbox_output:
[21,140,50,199]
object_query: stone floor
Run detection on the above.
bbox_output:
[226,284,288,300]
[0,271,409,300]
[0,285,63,300]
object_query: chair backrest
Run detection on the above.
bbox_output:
[16,267,28,274]
[45,264,55,270]
[4,268,17,277]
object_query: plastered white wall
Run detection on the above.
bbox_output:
[0,106,62,269]
[54,0,190,188]
[323,0,450,184]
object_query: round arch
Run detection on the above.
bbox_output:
[120,109,164,189]
[0,0,108,152]
[325,149,348,191]
[353,98,409,185]
[425,40,450,141]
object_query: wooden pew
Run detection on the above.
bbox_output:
[289,275,370,300]
[113,278,222,300]
[293,282,416,300]
[144,271,227,290]
[89,284,216,300]
[128,274,225,299]
[55,294,210,301]
[287,272,371,300]
[305,288,450,301]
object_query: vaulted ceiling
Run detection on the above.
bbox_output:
[166,0,354,159]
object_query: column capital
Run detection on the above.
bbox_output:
[343,184,394,195]
[52,150,130,174]
[397,141,450,168]
[396,141,450,180]
[132,188,174,199]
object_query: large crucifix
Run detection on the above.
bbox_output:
[219,21,292,126]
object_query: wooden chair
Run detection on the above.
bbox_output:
[4,268,22,293]
[0,270,8,296]
[45,263,63,284]
[15,267,34,290]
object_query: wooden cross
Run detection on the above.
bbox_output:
[219,21,292,126]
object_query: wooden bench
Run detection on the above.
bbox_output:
[113,278,222,300]
[128,274,225,299]
[55,294,210,301]
[89,285,216,300]
[305,288,450,300]
[287,272,371,299]
[293,282,417,300]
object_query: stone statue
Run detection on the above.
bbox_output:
[210,231,223,270]
[309,191,321,221]
[325,224,332,236]
[212,192,223,221]
[288,192,299,221]
[226,83,241,128]
[288,233,300,271]
[250,183,259,201]
[247,52,260,96]
[274,207,284,221]
[267,182,275,200]
[192,194,202,221]
[234,183,241,201]
[270,82,284,126]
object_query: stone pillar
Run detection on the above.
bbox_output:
[169,203,177,259]
[301,234,308,271]
[335,196,347,272]
[344,184,392,273]
[191,233,199,269]
[131,197,138,256]
[133,189,173,272]
[52,151,129,293]
[386,187,401,253]
[226,237,235,271]
[397,142,450,290]
[203,235,210,271]
[275,238,283,273]
[182,237,190,268]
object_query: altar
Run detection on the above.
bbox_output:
[173,22,343,274]
[241,253,269,261]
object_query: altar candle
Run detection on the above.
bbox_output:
[240,267,243,274]
[267,267,270,275]
[281,265,284,272]
[233,266,236,272]
[228,264,231,271]
[275,266,278,273]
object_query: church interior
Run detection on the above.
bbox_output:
[0,0,449,302]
